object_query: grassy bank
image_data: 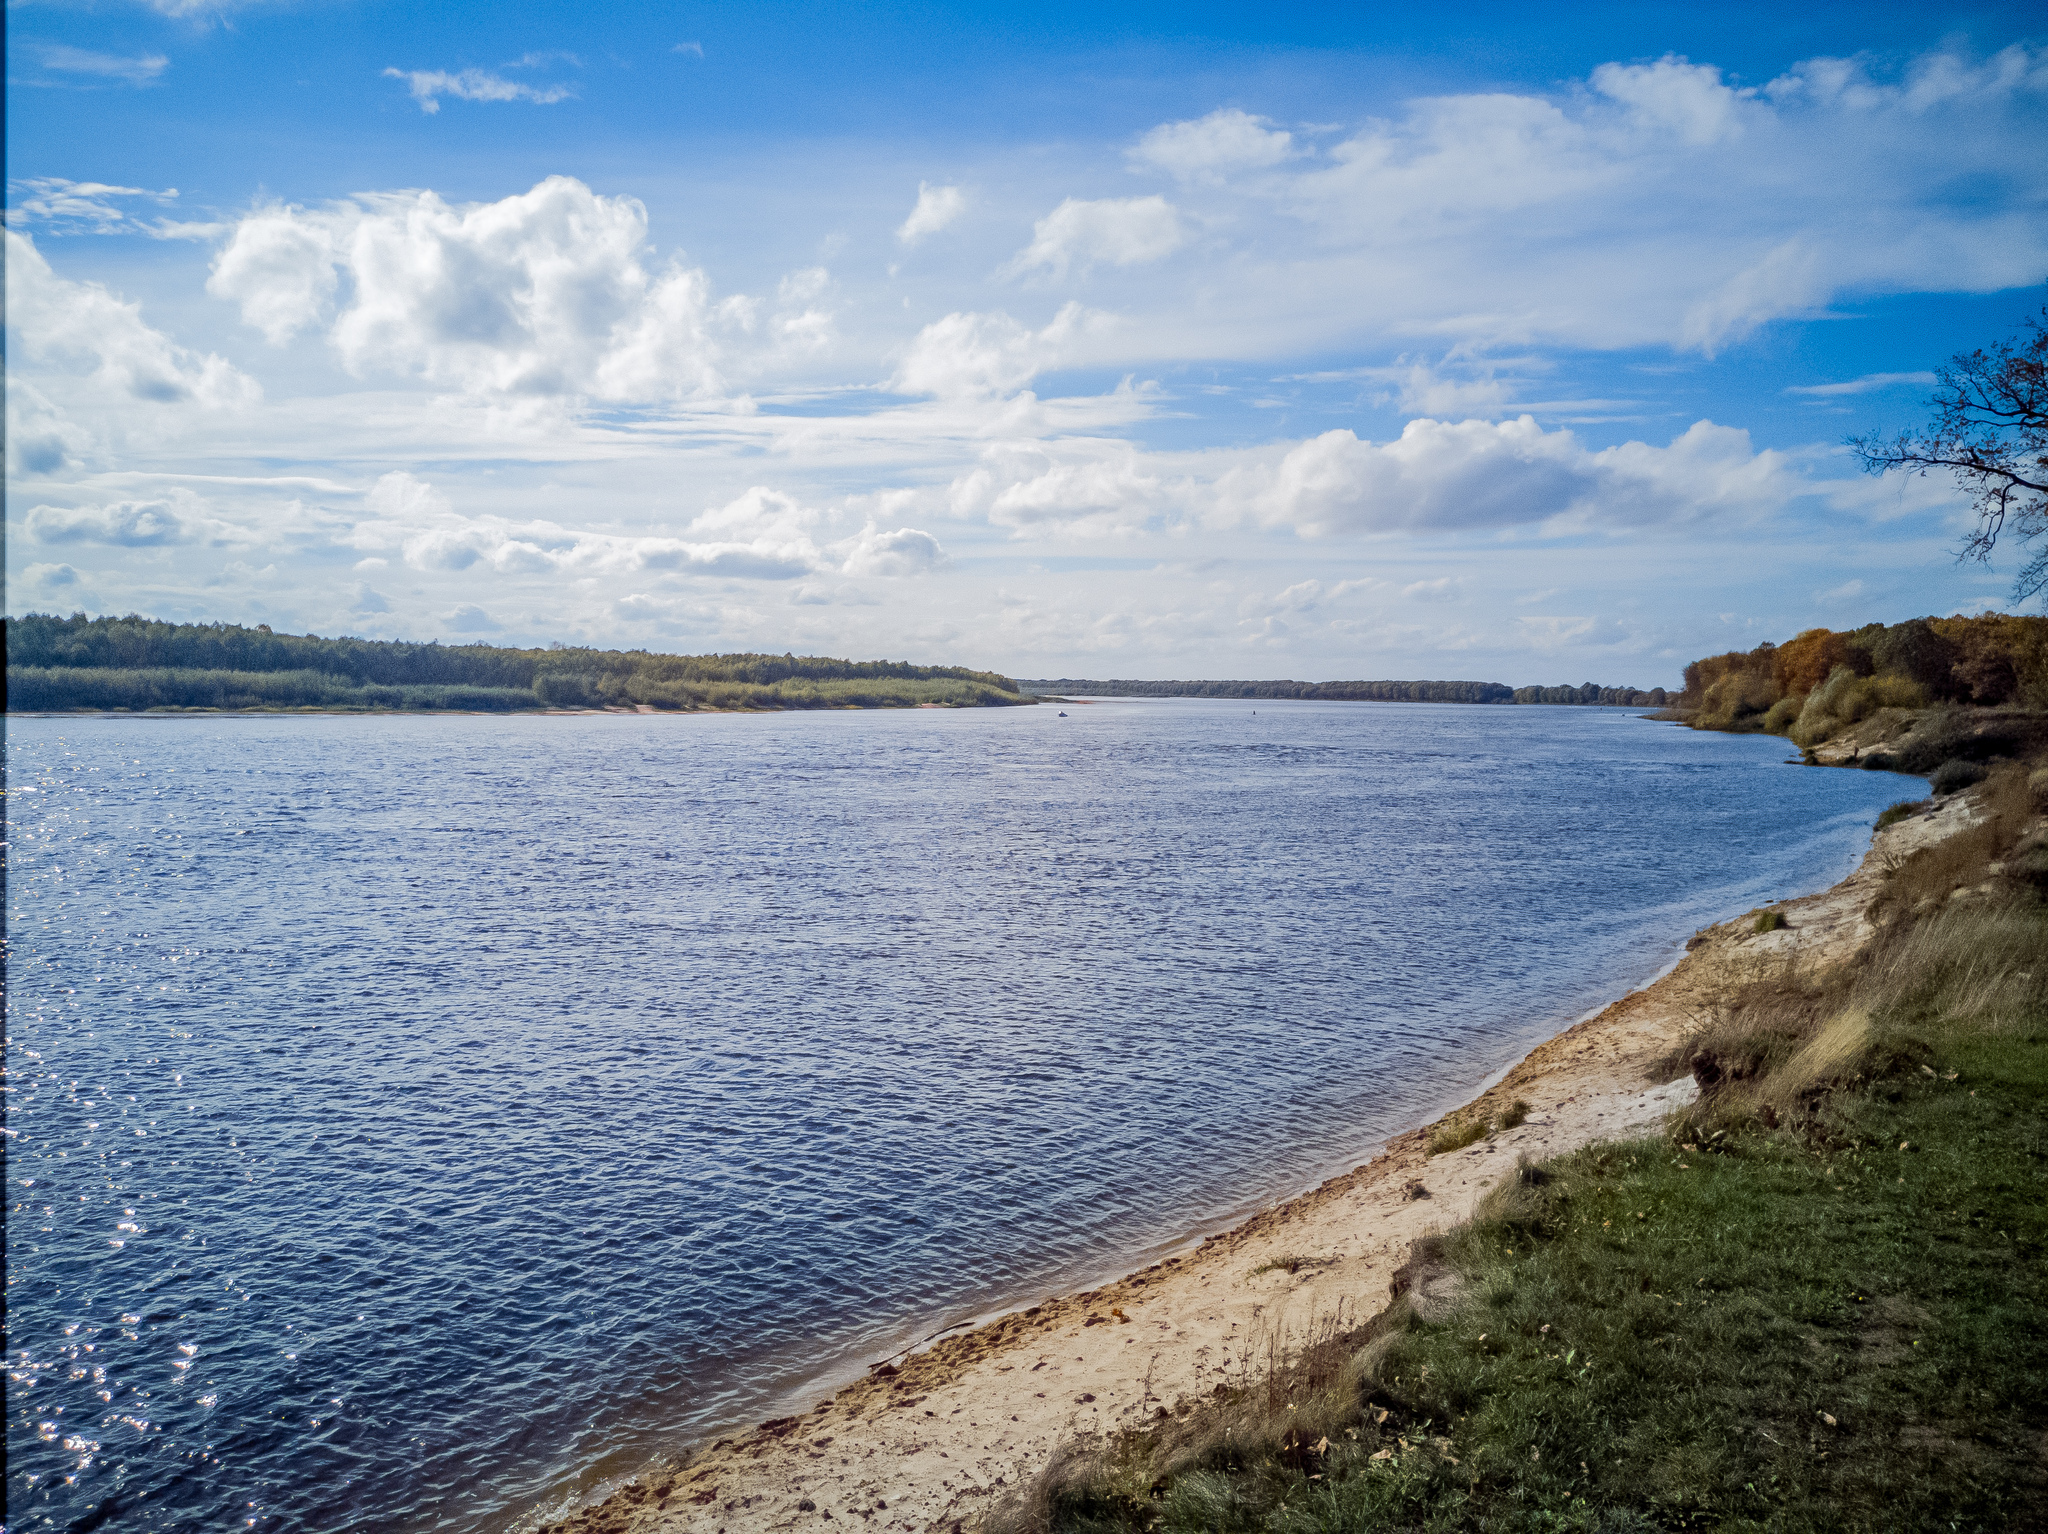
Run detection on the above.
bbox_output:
[993,765,2048,1534]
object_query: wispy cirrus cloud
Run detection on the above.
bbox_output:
[1,177,223,239]
[382,66,576,114]
[7,178,174,233]
[23,43,169,87]
[1785,371,1937,397]
[134,0,270,18]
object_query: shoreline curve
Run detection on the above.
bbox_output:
[533,789,1973,1534]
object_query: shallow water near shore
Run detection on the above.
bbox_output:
[4,702,1911,1533]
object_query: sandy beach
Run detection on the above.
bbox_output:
[541,788,1977,1534]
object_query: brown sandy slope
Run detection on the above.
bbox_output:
[535,792,1981,1534]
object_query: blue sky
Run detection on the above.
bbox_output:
[7,1,2047,686]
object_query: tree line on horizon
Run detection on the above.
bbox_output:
[3,613,1026,713]
[1679,612,2048,747]
[1016,678,1671,706]
[4,613,1686,715]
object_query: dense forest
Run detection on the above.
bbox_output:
[4,613,1026,713]
[1019,678,1671,706]
[1678,613,2048,743]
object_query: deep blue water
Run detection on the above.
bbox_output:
[4,702,1912,1533]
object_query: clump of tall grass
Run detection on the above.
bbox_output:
[1672,763,2043,1136]
[1872,761,2035,921]
[1875,798,1928,831]
[1426,1115,1489,1155]
[1425,1097,1532,1156]
[1930,758,1989,795]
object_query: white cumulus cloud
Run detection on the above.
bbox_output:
[1223,416,1801,538]
[1129,108,1296,181]
[837,523,947,576]
[206,177,720,398]
[1590,56,1752,145]
[898,182,966,245]
[5,230,257,408]
[891,301,1112,399]
[1007,196,1183,280]
[26,490,215,547]
[6,380,94,476]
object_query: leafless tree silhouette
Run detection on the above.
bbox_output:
[1851,294,2048,606]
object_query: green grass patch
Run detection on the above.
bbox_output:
[1754,908,1786,933]
[1000,1030,2048,1533]
[1428,1116,1491,1156]
[1369,1035,2048,1533]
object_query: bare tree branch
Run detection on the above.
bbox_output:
[1850,293,2048,606]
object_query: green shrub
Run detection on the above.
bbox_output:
[1762,695,1803,734]
[1930,758,1989,796]
[533,670,598,707]
[1875,799,1928,831]
[1754,909,1786,933]
[1698,667,1778,729]
[1498,1098,1531,1129]
[1790,666,1929,747]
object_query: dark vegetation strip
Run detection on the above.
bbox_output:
[3,613,1024,713]
[993,761,2048,1534]
[1015,680,1673,706]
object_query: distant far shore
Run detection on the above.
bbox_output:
[3,702,981,719]
[1016,678,1671,706]
[3,613,1027,715]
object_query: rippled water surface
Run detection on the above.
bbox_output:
[5,703,1913,1532]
